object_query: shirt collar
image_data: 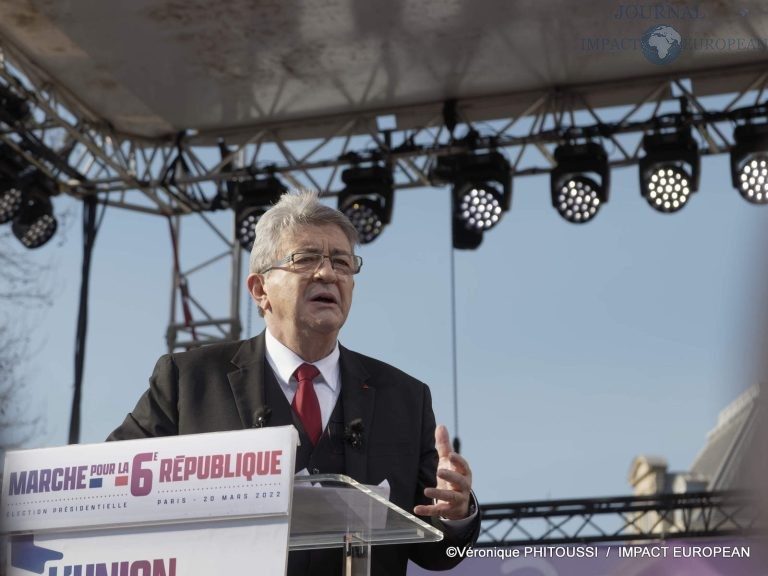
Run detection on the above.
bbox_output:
[264,328,340,391]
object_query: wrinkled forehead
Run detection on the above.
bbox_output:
[276,223,354,256]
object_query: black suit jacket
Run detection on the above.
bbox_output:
[108,332,479,574]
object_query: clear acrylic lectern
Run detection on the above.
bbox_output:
[291,474,444,576]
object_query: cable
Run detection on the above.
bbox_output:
[68,195,99,444]
[449,246,460,453]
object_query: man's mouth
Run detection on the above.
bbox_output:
[310,293,338,305]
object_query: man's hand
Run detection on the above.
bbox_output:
[413,424,472,520]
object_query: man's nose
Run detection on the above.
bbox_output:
[313,256,338,279]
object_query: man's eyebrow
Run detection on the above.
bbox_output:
[292,246,353,255]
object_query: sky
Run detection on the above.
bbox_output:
[4,138,765,506]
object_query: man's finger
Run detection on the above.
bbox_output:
[448,452,471,475]
[435,424,452,459]
[436,468,470,490]
[413,502,450,517]
[424,487,467,503]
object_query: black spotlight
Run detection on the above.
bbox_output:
[639,128,700,213]
[338,164,393,244]
[0,84,31,125]
[0,144,27,224]
[550,142,609,224]
[0,177,23,224]
[12,189,57,249]
[731,123,768,205]
[431,151,511,249]
[233,175,287,251]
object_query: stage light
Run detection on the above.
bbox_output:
[454,183,503,231]
[0,144,26,224]
[12,190,57,249]
[232,175,287,251]
[639,128,699,213]
[5,168,59,248]
[0,180,23,224]
[550,142,609,224]
[644,165,692,212]
[338,164,393,244]
[0,84,31,124]
[730,124,768,205]
[431,151,511,250]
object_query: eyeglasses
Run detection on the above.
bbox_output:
[260,251,363,275]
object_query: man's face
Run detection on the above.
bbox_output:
[256,224,355,341]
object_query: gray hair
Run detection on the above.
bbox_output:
[248,189,359,274]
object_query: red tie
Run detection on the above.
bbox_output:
[292,363,322,446]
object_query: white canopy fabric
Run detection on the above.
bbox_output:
[0,0,766,140]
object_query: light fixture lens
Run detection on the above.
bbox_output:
[16,214,57,248]
[0,185,22,224]
[342,198,384,244]
[644,164,691,213]
[458,185,503,231]
[737,154,768,205]
[235,207,267,251]
[555,176,602,223]
[11,194,57,249]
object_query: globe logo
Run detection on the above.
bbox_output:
[641,25,682,65]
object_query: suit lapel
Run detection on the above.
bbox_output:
[339,345,374,483]
[227,332,269,429]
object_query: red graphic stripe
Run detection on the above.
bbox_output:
[115,475,129,486]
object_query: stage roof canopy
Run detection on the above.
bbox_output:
[0,0,766,141]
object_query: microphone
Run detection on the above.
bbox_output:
[344,418,364,449]
[252,406,272,428]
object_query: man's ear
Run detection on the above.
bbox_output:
[246,273,269,313]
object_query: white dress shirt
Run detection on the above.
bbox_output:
[264,328,341,431]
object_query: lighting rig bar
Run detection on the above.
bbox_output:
[478,490,760,546]
[1,44,767,216]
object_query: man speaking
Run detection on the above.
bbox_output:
[109,190,479,574]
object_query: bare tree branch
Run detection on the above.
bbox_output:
[0,232,47,454]
[0,230,53,305]
[0,326,40,448]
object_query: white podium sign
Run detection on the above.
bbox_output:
[2,427,298,576]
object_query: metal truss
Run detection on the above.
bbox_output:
[2,44,767,212]
[2,39,768,349]
[477,490,760,546]
[165,213,243,351]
